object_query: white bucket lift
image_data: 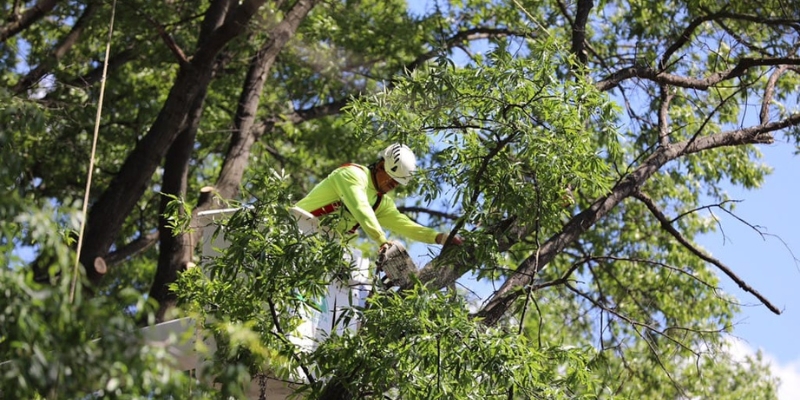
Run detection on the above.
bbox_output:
[193,206,372,398]
[283,207,371,351]
[197,207,370,349]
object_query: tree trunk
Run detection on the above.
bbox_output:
[150,88,207,322]
[77,0,267,284]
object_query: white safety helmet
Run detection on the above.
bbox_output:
[381,143,417,185]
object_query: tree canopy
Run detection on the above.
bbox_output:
[1,0,798,398]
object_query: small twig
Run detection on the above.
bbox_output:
[680,86,745,157]
[531,295,543,349]
[670,199,741,223]
[533,259,584,290]
[587,255,717,290]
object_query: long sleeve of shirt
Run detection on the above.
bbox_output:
[376,196,439,244]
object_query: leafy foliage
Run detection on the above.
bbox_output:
[3,0,797,398]
[311,287,606,399]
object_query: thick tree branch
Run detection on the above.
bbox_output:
[596,57,800,92]
[554,0,613,74]
[150,85,209,322]
[632,190,780,314]
[104,231,159,266]
[193,0,269,66]
[0,0,59,43]
[570,0,593,65]
[415,217,528,293]
[476,114,799,326]
[207,0,321,204]
[180,1,320,319]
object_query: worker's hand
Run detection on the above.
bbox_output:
[436,233,463,246]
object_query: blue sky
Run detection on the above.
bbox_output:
[696,140,800,398]
[697,140,799,363]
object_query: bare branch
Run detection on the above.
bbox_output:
[680,85,746,156]
[671,199,741,223]
[139,9,190,65]
[596,57,800,92]
[714,206,800,271]
[632,190,781,314]
[396,206,460,221]
[254,26,526,134]
[708,10,800,28]
[565,282,692,398]
[715,20,770,57]
[588,255,717,290]
[533,257,584,290]
[659,12,722,70]
[657,85,673,147]
[761,65,789,124]
[267,299,316,384]
[63,46,137,88]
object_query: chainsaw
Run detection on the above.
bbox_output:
[376,241,418,289]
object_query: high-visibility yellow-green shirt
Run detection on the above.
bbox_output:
[294,164,439,245]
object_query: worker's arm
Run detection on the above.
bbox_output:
[377,198,440,244]
[331,167,388,244]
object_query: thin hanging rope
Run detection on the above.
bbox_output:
[71,0,117,303]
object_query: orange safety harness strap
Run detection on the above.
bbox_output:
[309,163,383,233]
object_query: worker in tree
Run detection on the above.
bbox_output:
[294,143,463,252]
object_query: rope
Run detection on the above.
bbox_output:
[70,0,117,303]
